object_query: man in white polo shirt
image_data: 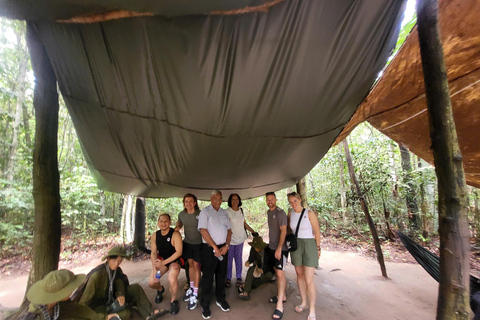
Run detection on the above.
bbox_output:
[197,190,232,320]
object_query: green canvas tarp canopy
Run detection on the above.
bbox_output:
[0,0,406,199]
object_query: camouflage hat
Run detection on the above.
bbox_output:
[102,246,130,261]
[27,269,86,305]
[248,236,268,250]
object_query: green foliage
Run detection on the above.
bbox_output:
[0,222,32,257]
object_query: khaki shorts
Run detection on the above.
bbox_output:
[290,238,318,268]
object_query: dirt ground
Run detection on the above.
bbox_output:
[0,248,439,320]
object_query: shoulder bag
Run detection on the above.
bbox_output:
[285,208,306,252]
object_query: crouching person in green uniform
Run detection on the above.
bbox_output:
[26,269,114,320]
[238,236,274,300]
[79,246,164,320]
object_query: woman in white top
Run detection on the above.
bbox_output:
[225,193,257,288]
[287,192,321,320]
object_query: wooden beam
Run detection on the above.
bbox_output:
[416,0,470,318]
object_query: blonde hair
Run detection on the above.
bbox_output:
[287,191,302,201]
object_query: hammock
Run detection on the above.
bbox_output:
[398,232,480,317]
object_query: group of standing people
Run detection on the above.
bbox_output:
[147,190,321,320]
[24,190,321,320]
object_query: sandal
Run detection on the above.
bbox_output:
[235,279,243,288]
[225,279,231,288]
[269,296,287,304]
[239,292,250,300]
[295,305,308,313]
[272,309,283,320]
[307,314,316,320]
[237,284,245,294]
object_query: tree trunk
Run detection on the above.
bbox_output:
[23,22,61,308]
[134,197,146,250]
[307,173,316,198]
[296,177,307,207]
[120,195,126,243]
[416,0,470,318]
[418,157,430,238]
[473,188,479,245]
[22,99,32,147]
[382,192,395,241]
[130,196,136,242]
[338,144,348,224]
[343,139,387,278]
[5,35,29,183]
[399,144,420,231]
[122,195,134,243]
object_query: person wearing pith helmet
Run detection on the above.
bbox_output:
[26,269,115,320]
[237,236,275,301]
[78,246,165,320]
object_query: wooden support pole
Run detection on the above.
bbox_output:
[24,21,61,303]
[416,0,470,319]
[134,197,146,250]
[343,139,388,278]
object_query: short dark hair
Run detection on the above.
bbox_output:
[183,193,200,211]
[265,192,276,198]
[158,213,171,221]
[228,193,242,207]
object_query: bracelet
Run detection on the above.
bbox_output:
[317,246,321,250]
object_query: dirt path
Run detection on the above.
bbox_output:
[0,250,438,320]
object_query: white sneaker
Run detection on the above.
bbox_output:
[183,287,193,302]
[187,295,198,310]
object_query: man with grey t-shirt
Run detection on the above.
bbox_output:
[266,192,288,320]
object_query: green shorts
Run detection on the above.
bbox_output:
[290,238,318,268]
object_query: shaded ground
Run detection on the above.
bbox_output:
[0,248,439,320]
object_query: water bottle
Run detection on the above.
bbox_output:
[214,249,223,261]
[155,270,161,279]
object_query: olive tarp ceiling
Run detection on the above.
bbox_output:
[335,0,480,189]
[1,0,406,200]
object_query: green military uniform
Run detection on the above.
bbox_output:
[25,269,105,320]
[243,237,274,294]
[28,301,106,320]
[79,264,153,320]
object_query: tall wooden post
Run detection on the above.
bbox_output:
[416,0,470,319]
[296,177,307,207]
[134,197,146,250]
[24,22,61,299]
[343,139,388,278]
